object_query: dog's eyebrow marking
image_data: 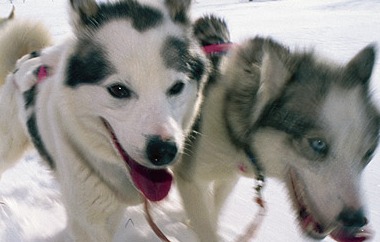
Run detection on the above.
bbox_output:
[81,1,163,32]
[161,36,206,84]
[23,85,37,109]
[260,107,316,137]
[65,39,115,87]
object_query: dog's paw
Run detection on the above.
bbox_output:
[39,42,67,71]
[10,54,42,92]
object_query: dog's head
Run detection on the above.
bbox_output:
[224,38,379,241]
[62,0,209,202]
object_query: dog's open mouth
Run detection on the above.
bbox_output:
[289,170,372,242]
[329,227,373,242]
[102,119,173,202]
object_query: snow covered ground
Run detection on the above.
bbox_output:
[0,0,380,241]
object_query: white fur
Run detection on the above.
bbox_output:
[0,1,205,241]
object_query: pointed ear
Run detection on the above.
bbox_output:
[251,39,291,124]
[165,0,191,24]
[344,44,376,87]
[69,0,99,30]
[8,5,15,20]
[260,40,290,97]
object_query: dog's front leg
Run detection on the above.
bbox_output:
[64,197,124,242]
[59,158,126,242]
[212,175,239,222]
[176,174,219,242]
[0,74,30,175]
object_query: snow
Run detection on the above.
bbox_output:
[1,0,380,241]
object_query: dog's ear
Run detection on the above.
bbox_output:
[8,5,15,20]
[344,44,376,88]
[69,0,99,31]
[165,0,191,24]
[250,38,291,125]
[223,37,291,147]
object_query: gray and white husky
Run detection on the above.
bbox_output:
[175,16,379,242]
[0,0,209,240]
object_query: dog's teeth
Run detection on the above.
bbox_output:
[306,223,314,233]
[354,227,373,239]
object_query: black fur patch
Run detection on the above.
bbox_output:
[161,37,205,84]
[259,103,316,138]
[65,39,115,87]
[189,57,206,83]
[23,86,36,109]
[26,114,55,169]
[80,1,163,32]
[30,51,41,58]
[164,0,190,25]
[171,10,188,25]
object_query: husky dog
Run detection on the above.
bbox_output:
[0,7,51,85]
[0,0,209,240]
[175,16,379,242]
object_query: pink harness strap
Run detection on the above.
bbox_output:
[202,43,233,55]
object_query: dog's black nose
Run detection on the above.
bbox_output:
[146,136,178,166]
[338,208,367,228]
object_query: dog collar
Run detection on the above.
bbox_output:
[202,42,233,55]
[244,147,265,196]
[235,147,267,241]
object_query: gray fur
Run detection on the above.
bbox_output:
[164,0,191,24]
[193,15,230,47]
[193,15,230,89]
[223,37,291,147]
[176,16,379,241]
[161,36,207,84]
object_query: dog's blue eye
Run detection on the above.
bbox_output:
[167,81,185,96]
[308,138,328,156]
[107,84,132,99]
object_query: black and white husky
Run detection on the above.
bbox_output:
[0,0,209,240]
[175,16,379,242]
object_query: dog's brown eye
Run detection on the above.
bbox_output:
[167,81,185,96]
[308,138,328,156]
[107,84,132,99]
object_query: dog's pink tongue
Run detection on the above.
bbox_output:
[129,161,172,202]
[330,226,373,242]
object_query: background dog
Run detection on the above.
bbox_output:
[0,6,51,85]
[175,16,378,242]
[0,0,209,241]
